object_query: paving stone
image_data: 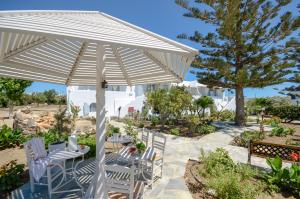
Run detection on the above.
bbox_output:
[165,177,189,190]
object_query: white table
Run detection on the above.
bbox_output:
[47,145,90,196]
[118,146,155,163]
[117,146,156,180]
[107,135,132,152]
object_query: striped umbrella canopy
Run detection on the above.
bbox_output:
[0,10,198,198]
[0,10,197,86]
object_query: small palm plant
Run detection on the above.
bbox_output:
[194,96,214,118]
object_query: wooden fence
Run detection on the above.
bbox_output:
[248,140,300,164]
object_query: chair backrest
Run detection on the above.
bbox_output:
[48,142,66,153]
[24,137,47,165]
[105,165,135,197]
[152,133,166,156]
[141,128,150,148]
[24,140,33,166]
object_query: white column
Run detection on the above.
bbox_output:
[84,44,108,199]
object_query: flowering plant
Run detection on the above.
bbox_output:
[290,152,300,162]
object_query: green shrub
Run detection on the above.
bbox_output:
[124,121,138,144]
[77,134,96,158]
[151,116,160,127]
[135,142,146,154]
[219,110,235,121]
[39,128,68,148]
[234,130,264,147]
[106,124,120,137]
[200,148,236,177]
[269,105,300,123]
[265,156,300,196]
[186,115,201,133]
[138,123,144,128]
[270,125,295,137]
[0,160,25,192]
[199,148,265,199]
[0,125,26,150]
[207,170,262,199]
[197,124,216,135]
[170,128,180,136]
[263,117,281,127]
[53,106,71,133]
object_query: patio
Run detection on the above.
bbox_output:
[7,122,278,199]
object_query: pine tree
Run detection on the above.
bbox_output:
[176,0,300,126]
[280,33,300,100]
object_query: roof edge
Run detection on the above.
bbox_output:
[100,12,199,55]
[0,10,99,16]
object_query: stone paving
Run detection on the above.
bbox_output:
[9,121,277,199]
[111,121,275,199]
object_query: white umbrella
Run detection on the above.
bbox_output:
[0,10,197,198]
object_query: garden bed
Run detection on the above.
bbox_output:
[184,148,298,199]
[133,120,219,138]
[231,122,300,148]
[262,123,300,146]
[184,159,297,199]
[184,159,215,199]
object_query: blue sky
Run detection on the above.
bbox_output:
[0,0,299,98]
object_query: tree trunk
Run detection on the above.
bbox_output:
[202,108,205,118]
[235,86,245,126]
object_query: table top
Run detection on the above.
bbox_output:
[107,135,132,143]
[118,146,156,162]
[48,145,90,161]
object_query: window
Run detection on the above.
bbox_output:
[106,85,126,91]
[78,86,96,90]
[90,103,96,112]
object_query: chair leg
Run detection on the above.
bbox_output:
[29,172,35,193]
[160,162,163,178]
[47,166,52,199]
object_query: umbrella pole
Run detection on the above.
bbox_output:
[84,44,108,199]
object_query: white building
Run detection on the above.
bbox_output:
[67,81,235,118]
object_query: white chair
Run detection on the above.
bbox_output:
[140,132,166,188]
[24,138,66,198]
[105,164,144,199]
[141,128,150,148]
[151,133,166,178]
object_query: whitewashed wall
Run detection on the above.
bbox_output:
[67,82,236,118]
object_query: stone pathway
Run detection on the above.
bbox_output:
[111,121,275,199]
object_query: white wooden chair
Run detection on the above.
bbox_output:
[105,164,144,199]
[151,133,166,178]
[141,128,150,148]
[24,138,66,198]
[140,132,166,188]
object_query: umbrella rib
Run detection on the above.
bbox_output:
[0,36,48,63]
[66,41,88,85]
[142,50,183,82]
[111,46,131,86]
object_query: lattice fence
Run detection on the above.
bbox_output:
[250,141,300,161]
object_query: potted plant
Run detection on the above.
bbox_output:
[135,142,146,154]
[45,128,66,150]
